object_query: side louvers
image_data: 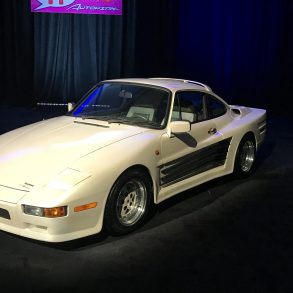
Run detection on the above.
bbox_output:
[258,119,266,134]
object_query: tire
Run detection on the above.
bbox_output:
[234,134,256,178]
[104,168,153,236]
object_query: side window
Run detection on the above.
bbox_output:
[171,91,205,123]
[206,95,227,119]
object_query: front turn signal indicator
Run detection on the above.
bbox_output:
[44,206,67,218]
[74,202,97,212]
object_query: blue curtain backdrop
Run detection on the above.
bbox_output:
[33,0,178,102]
[33,1,137,102]
[0,0,34,105]
[176,0,293,110]
[0,0,292,113]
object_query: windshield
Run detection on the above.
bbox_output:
[69,82,170,129]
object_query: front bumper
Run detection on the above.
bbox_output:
[0,185,104,242]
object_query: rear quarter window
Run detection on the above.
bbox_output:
[206,95,227,119]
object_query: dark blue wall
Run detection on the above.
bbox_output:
[1,0,292,113]
[175,0,292,110]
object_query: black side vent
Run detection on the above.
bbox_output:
[0,208,11,220]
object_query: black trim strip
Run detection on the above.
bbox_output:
[160,137,232,187]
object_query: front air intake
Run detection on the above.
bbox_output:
[0,208,10,220]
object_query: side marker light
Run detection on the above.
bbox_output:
[74,202,97,212]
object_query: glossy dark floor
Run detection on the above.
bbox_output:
[0,106,292,292]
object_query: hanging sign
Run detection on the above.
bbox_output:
[31,0,122,15]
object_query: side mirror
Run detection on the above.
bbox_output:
[168,121,191,137]
[67,102,75,112]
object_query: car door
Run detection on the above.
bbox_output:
[159,90,230,190]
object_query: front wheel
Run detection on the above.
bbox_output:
[234,134,256,178]
[104,169,153,235]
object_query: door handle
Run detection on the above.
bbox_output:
[208,127,217,135]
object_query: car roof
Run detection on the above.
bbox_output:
[103,78,213,93]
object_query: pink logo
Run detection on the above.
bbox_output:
[31,0,123,15]
[34,0,75,10]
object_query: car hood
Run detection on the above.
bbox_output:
[0,116,146,190]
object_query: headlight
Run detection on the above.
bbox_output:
[23,205,67,218]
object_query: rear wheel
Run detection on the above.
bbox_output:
[104,168,153,235]
[234,134,256,178]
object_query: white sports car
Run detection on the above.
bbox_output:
[0,78,266,242]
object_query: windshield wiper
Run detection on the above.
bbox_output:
[77,115,160,128]
[77,115,109,121]
[107,117,135,124]
[76,115,131,125]
[74,115,110,127]
[108,117,160,128]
